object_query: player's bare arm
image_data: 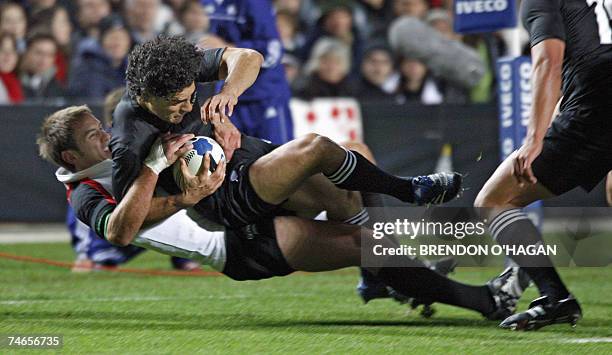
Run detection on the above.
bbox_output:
[210,113,242,161]
[202,47,263,123]
[107,133,193,245]
[513,38,565,185]
[202,48,263,160]
[106,166,158,246]
[107,135,225,246]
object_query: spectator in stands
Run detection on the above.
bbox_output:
[395,56,441,105]
[355,43,398,100]
[395,55,468,105]
[29,5,74,86]
[393,0,429,19]
[125,0,158,43]
[27,0,57,15]
[166,0,187,16]
[0,33,24,104]
[76,0,112,40]
[357,0,393,39]
[0,2,27,52]
[275,0,319,34]
[297,37,357,99]
[103,87,126,126]
[125,0,180,43]
[426,8,459,41]
[19,33,66,100]
[281,53,302,90]
[302,1,364,74]
[68,16,131,98]
[178,0,208,44]
[276,9,305,57]
[274,0,304,18]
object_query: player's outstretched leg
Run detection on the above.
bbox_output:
[475,151,580,330]
[274,216,523,319]
[249,133,462,207]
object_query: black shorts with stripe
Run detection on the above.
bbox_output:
[532,111,612,195]
[222,218,295,281]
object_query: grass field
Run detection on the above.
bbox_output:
[1,242,610,354]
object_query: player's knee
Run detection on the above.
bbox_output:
[474,189,498,209]
[342,142,376,164]
[342,142,376,163]
[299,133,335,159]
[330,191,362,217]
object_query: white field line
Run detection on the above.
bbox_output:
[0,224,68,244]
[559,337,612,344]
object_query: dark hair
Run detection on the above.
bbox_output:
[99,14,128,41]
[25,32,57,49]
[28,5,60,29]
[179,0,203,19]
[126,35,201,99]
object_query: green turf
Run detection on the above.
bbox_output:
[0,243,610,354]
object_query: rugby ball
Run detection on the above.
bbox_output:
[173,136,226,191]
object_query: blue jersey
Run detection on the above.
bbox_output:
[202,0,292,102]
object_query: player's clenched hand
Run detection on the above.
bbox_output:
[178,153,226,206]
[201,91,238,124]
[211,117,241,161]
[162,133,194,164]
[512,138,543,186]
[144,133,194,175]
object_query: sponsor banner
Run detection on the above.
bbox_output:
[454,0,517,33]
[291,98,363,143]
[496,56,542,226]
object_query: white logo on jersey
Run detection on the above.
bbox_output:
[587,0,612,44]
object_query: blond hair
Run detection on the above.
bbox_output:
[37,105,93,171]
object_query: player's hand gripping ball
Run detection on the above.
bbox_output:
[173,136,226,191]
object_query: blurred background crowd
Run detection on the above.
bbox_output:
[0,0,530,106]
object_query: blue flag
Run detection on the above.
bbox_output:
[454,0,517,34]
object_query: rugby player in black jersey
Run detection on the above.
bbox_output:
[111,35,462,233]
[37,105,525,320]
[111,35,465,305]
[475,0,612,330]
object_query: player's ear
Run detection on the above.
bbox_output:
[61,150,79,168]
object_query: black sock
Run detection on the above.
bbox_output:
[372,257,495,315]
[489,209,570,302]
[341,209,382,286]
[342,208,370,226]
[324,149,415,203]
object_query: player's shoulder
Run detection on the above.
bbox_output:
[110,94,158,152]
[69,179,108,208]
[521,0,562,15]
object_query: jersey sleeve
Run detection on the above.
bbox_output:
[70,183,117,240]
[196,47,226,82]
[521,0,565,47]
[112,144,142,202]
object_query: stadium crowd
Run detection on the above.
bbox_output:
[0,0,521,106]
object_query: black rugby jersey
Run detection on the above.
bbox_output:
[521,0,612,116]
[110,48,224,221]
